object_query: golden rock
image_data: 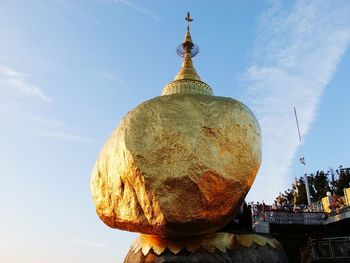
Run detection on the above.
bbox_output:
[91,94,261,238]
[91,12,261,238]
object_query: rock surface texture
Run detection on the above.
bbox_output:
[91,94,261,238]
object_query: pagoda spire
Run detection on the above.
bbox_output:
[162,12,213,96]
[174,12,201,81]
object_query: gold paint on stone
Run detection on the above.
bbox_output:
[252,234,268,246]
[168,242,183,254]
[267,238,283,250]
[237,234,253,247]
[91,94,261,238]
[130,233,283,256]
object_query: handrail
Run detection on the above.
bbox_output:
[308,236,350,260]
[263,211,326,225]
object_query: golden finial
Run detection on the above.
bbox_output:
[174,12,200,81]
[183,12,194,53]
[185,12,193,29]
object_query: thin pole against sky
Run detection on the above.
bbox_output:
[294,106,312,206]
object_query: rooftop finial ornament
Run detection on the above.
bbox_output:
[185,12,193,29]
[91,12,287,263]
[177,11,198,58]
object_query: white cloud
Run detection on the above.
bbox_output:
[111,0,160,22]
[102,70,128,89]
[0,64,97,144]
[72,239,110,248]
[54,0,101,24]
[34,129,100,144]
[0,65,53,102]
[54,0,70,9]
[58,237,111,248]
[101,70,134,97]
[244,0,350,202]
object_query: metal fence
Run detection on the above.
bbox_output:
[265,211,326,225]
[308,236,350,261]
[330,205,350,217]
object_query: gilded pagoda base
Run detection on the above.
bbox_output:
[124,232,288,263]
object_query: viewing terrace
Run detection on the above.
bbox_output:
[252,203,350,233]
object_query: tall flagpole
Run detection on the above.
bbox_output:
[294,106,312,206]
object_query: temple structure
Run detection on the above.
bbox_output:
[91,13,288,262]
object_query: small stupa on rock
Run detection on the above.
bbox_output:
[91,12,287,263]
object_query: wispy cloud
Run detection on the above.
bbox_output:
[102,70,128,89]
[244,0,350,201]
[57,237,111,248]
[72,239,110,248]
[34,129,100,144]
[111,0,160,22]
[0,64,97,144]
[0,65,53,102]
[54,0,70,9]
[59,237,130,248]
[54,0,101,24]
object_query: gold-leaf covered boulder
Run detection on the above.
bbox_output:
[91,93,261,238]
[91,15,261,238]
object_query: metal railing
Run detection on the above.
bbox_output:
[308,236,350,261]
[329,205,350,217]
[264,211,326,225]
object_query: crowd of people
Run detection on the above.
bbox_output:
[242,200,324,224]
[228,196,350,232]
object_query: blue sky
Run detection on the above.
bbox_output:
[1,0,350,262]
